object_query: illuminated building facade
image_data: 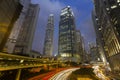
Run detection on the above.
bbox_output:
[43,14,54,57]
[0,0,23,51]
[89,43,100,62]
[80,36,86,62]
[58,6,76,61]
[94,0,120,72]
[14,4,40,56]
[75,30,84,62]
[92,10,107,64]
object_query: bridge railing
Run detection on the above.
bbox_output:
[0,52,63,71]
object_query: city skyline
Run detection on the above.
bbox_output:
[31,0,96,55]
[0,1,120,79]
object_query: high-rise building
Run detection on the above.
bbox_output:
[0,0,23,51]
[58,6,76,61]
[43,14,54,57]
[4,0,31,53]
[75,30,84,62]
[89,43,100,62]
[81,36,87,63]
[14,4,40,56]
[94,0,120,72]
[92,10,107,64]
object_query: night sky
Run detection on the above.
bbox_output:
[31,0,96,55]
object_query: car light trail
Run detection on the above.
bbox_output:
[49,68,79,80]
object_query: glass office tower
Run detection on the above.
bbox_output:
[43,14,54,57]
[58,6,76,60]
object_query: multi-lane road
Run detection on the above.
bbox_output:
[49,68,79,80]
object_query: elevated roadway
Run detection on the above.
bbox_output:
[0,52,63,71]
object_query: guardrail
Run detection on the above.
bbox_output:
[0,52,63,71]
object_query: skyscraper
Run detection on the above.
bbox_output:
[93,0,120,72]
[75,30,83,62]
[92,10,107,64]
[58,6,76,61]
[0,0,23,51]
[43,14,54,57]
[4,0,31,53]
[14,4,40,56]
[89,43,100,62]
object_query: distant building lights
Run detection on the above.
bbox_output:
[117,0,120,3]
[96,18,98,21]
[20,60,24,63]
[61,53,66,57]
[98,28,102,31]
[111,5,117,9]
[60,11,68,15]
[106,8,109,11]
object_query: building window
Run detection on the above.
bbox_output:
[111,5,117,9]
[117,0,120,3]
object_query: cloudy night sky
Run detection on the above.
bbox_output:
[31,0,96,55]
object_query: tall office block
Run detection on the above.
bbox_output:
[81,36,87,62]
[58,6,76,61]
[94,0,120,72]
[89,43,100,62]
[75,30,84,62]
[92,10,107,64]
[14,4,40,56]
[43,14,54,57]
[0,0,23,51]
[4,0,31,53]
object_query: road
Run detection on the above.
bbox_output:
[93,66,110,80]
[49,68,79,80]
[28,68,69,80]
